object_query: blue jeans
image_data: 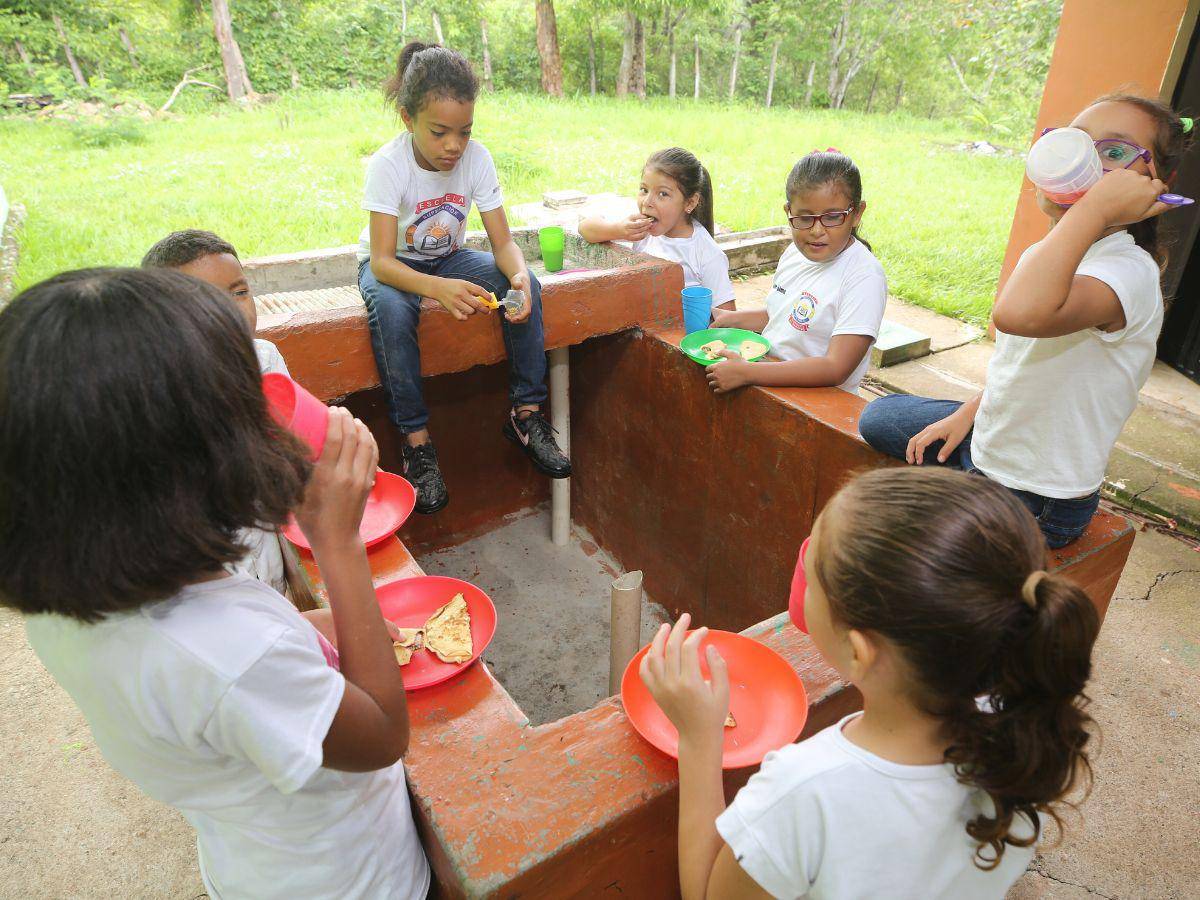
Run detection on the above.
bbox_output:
[358,251,548,432]
[858,394,1101,549]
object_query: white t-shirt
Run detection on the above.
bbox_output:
[25,575,429,900]
[233,339,292,596]
[716,713,1034,900]
[628,221,735,307]
[760,239,887,393]
[972,230,1163,498]
[357,132,503,263]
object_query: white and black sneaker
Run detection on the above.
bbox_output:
[402,441,449,514]
[503,409,572,479]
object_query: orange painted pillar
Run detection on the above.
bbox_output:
[997,0,1196,297]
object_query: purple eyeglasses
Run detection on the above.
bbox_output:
[1039,127,1152,171]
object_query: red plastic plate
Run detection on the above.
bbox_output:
[621,630,809,769]
[282,470,416,551]
[375,576,498,691]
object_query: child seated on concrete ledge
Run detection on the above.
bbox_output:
[142,229,316,609]
[704,151,887,396]
[858,93,1188,548]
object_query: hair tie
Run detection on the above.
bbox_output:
[811,147,842,155]
[1021,571,1047,610]
[1182,117,1194,134]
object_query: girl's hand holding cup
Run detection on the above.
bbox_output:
[294,407,379,550]
[639,614,730,747]
[1075,167,1171,227]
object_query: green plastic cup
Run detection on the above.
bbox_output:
[539,226,565,273]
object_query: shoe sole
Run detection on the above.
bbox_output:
[413,493,450,515]
[503,423,572,479]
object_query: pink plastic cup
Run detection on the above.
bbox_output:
[262,372,329,460]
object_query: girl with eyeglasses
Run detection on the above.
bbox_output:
[860,93,1192,548]
[706,150,887,395]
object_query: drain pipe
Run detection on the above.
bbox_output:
[549,346,571,546]
[609,570,644,694]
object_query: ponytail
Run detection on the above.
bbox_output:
[946,570,1099,867]
[813,467,1100,867]
[645,147,715,236]
[384,41,479,117]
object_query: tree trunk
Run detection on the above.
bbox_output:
[803,59,816,106]
[51,14,88,88]
[892,78,904,111]
[765,38,780,108]
[210,0,254,101]
[401,0,408,39]
[632,16,646,100]
[864,70,879,113]
[694,35,700,100]
[481,18,494,91]
[118,27,140,69]
[13,39,34,77]
[728,25,742,101]
[617,12,634,98]
[286,55,301,89]
[668,24,676,99]
[535,1,564,98]
[432,10,444,45]
[588,24,597,96]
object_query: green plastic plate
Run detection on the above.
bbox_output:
[679,328,771,366]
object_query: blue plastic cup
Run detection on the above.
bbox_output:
[681,286,713,334]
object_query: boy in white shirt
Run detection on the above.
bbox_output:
[706,151,887,395]
[142,230,314,607]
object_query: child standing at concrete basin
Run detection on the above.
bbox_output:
[642,467,1099,900]
[2,268,429,899]
[704,150,887,396]
[579,147,736,312]
[358,42,570,516]
[858,93,1188,548]
[142,229,316,610]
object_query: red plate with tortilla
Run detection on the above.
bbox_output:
[621,629,809,769]
[375,576,498,690]
[282,470,416,552]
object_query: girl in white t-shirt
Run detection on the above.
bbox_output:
[859,93,1190,548]
[579,147,736,310]
[359,42,570,518]
[707,150,887,395]
[641,467,1100,900]
[2,268,429,899]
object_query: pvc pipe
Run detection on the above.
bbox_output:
[549,346,571,546]
[609,570,644,695]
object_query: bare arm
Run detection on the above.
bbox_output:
[994,168,1168,338]
[295,409,411,771]
[579,212,653,244]
[711,308,769,332]
[706,333,873,394]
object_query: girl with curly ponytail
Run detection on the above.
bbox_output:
[640,466,1099,899]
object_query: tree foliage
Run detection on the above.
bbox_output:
[0,0,1061,133]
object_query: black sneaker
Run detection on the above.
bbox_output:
[503,409,572,479]
[402,441,449,514]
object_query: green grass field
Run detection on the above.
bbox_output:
[0,90,1025,323]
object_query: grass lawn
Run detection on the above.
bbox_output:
[0,90,1025,324]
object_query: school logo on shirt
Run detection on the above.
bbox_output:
[405,193,467,256]
[788,292,819,332]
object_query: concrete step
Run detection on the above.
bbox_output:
[256,284,361,316]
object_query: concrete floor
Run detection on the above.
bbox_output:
[1,527,1195,898]
[417,509,671,725]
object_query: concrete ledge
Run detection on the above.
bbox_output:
[715,226,792,273]
[0,195,23,304]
